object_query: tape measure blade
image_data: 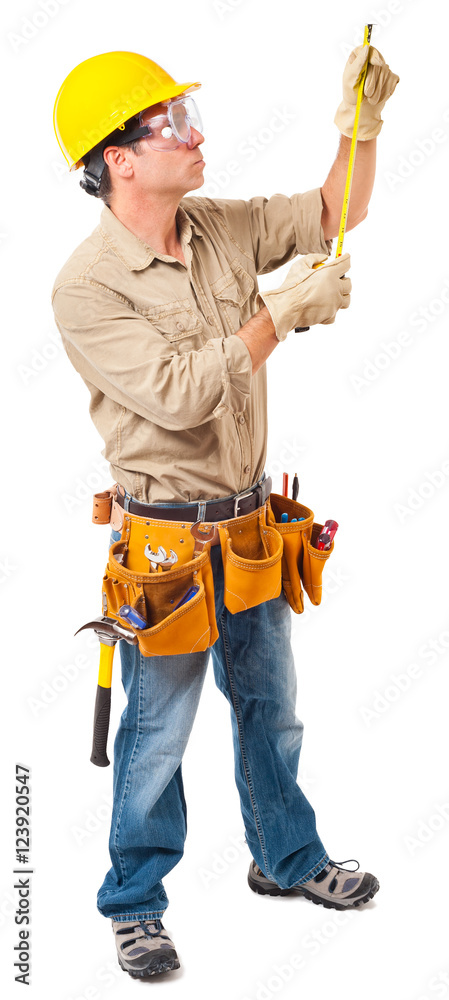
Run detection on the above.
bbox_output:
[335,23,373,259]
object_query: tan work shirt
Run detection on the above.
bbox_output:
[52,189,330,503]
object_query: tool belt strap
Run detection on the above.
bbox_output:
[114,475,272,522]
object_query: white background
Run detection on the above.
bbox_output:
[2,0,449,997]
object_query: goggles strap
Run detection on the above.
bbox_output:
[112,124,151,145]
[80,121,151,196]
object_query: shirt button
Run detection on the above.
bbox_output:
[176,322,185,332]
[207,316,215,325]
[239,415,245,424]
[244,465,251,474]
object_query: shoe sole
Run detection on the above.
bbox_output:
[118,951,180,977]
[248,871,380,910]
[247,872,293,897]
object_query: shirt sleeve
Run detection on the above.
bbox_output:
[202,187,332,275]
[52,281,252,432]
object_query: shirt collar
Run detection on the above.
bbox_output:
[99,202,203,272]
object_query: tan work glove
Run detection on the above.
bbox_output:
[257,253,351,341]
[334,45,399,139]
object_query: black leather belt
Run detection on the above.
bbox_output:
[116,476,272,522]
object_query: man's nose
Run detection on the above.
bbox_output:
[187,127,204,149]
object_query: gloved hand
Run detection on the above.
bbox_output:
[256,253,351,341]
[334,45,399,140]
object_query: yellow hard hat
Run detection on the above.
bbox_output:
[53,50,201,170]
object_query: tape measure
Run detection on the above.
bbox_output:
[335,22,373,257]
[295,23,373,331]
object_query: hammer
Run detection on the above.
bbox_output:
[75,616,137,767]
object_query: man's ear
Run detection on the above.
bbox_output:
[103,146,134,180]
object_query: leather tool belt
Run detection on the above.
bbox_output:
[93,475,273,525]
[92,479,334,657]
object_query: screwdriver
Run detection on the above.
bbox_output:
[316,519,339,550]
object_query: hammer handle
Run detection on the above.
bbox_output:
[90,684,111,767]
[90,642,115,767]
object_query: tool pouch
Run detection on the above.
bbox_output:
[101,539,218,657]
[218,504,283,613]
[266,493,334,613]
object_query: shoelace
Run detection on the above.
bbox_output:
[328,858,360,873]
[138,919,165,938]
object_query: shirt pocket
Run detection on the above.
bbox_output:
[142,298,206,352]
[210,258,255,335]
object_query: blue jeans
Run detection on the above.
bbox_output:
[97,526,329,921]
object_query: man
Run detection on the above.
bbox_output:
[52,46,398,978]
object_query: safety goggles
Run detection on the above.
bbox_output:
[138,96,203,151]
[80,96,203,196]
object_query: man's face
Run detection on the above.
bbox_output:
[123,97,205,198]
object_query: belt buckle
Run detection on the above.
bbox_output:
[233,488,254,518]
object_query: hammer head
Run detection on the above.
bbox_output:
[75,616,138,645]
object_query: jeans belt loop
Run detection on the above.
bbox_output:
[197,500,207,522]
[123,491,131,513]
[233,488,254,519]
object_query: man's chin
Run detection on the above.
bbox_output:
[185,176,205,195]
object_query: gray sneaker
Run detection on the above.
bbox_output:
[112,918,180,977]
[248,858,379,910]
